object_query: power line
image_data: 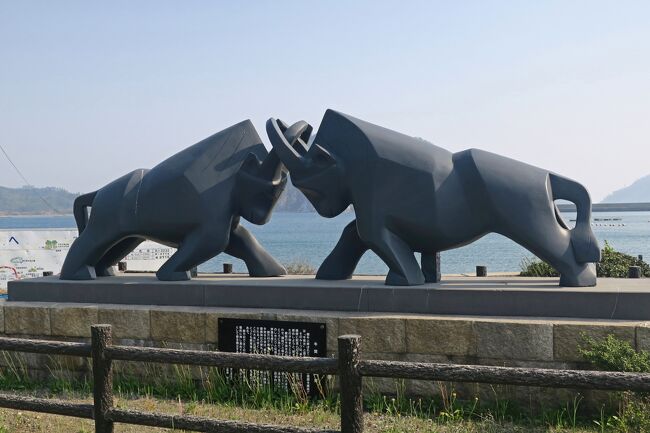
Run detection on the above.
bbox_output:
[0,143,65,215]
[0,143,32,187]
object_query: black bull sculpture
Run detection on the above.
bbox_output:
[60,119,308,281]
[267,109,601,287]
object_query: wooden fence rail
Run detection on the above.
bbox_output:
[105,344,339,374]
[359,359,650,392]
[0,325,649,433]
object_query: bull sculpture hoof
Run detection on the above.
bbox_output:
[156,270,191,282]
[248,260,287,278]
[65,265,97,281]
[267,109,601,287]
[559,263,597,287]
[96,266,117,277]
[60,120,301,282]
[385,270,425,287]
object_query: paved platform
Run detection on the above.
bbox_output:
[7,274,650,319]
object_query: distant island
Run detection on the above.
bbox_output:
[0,186,78,215]
[602,174,650,203]
[0,183,314,215]
[275,182,315,212]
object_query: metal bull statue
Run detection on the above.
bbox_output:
[267,109,601,287]
[60,119,300,281]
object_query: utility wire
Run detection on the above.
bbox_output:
[0,143,65,215]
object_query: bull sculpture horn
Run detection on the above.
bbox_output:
[274,118,312,155]
[258,149,285,182]
[266,118,311,172]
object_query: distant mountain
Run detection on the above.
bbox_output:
[602,175,650,203]
[274,181,315,212]
[0,186,77,215]
[0,182,315,216]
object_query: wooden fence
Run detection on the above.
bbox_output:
[0,325,650,433]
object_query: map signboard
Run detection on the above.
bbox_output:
[0,229,175,289]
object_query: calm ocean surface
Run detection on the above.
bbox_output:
[1,212,649,275]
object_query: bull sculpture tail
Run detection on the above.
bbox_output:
[73,191,97,234]
[549,173,601,263]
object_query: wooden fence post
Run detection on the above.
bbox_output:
[91,325,114,433]
[339,335,363,433]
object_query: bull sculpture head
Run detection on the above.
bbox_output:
[266,115,351,217]
[235,146,288,225]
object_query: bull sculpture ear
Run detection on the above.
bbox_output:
[309,144,335,168]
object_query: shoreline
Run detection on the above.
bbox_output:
[0,213,74,218]
[1,205,650,218]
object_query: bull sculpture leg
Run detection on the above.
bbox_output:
[59,225,124,280]
[421,253,441,283]
[503,225,596,287]
[225,224,286,277]
[501,220,596,287]
[95,237,145,276]
[156,228,230,281]
[493,174,598,287]
[316,219,368,280]
[317,219,441,284]
[360,223,425,286]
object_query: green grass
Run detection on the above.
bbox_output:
[0,352,612,432]
[3,340,649,431]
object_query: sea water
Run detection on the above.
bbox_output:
[1,212,648,275]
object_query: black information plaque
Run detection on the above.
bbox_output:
[218,318,327,396]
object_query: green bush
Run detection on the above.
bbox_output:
[597,241,650,278]
[579,334,650,433]
[519,257,559,277]
[579,334,650,373]
[520,241,650,278]
[284,261,316,275]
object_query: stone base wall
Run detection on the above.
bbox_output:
[1,301,648,409]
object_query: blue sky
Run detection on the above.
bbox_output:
[1,1,649,201]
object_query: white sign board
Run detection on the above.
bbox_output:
[0,229,175,289]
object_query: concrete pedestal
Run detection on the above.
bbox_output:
[7,274,650,320]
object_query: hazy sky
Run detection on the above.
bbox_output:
[1,1,648,202]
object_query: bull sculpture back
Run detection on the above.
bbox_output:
[60,119,302,281]
[267,109,600,287]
